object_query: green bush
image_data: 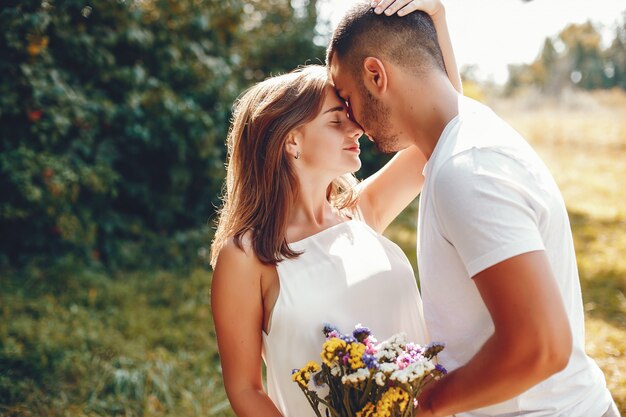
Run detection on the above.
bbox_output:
[0,0,329,270]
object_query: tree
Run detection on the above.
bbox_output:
[505,14,626,94]
[559,21,605,89]
[605,17,626,89]
[0,0,328,269]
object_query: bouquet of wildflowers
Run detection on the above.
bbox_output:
[292,324,446,417]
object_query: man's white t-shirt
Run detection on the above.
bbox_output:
[417,95,613,416]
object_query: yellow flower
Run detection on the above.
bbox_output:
[321,337,347,366]
[347,342,366,370]
[356,402,376,417]
[291,369,311,388]
[375,387,410,417]
[305,361,320,373]
[291,361,321,388]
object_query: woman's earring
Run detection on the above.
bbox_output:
[295,151,301,160]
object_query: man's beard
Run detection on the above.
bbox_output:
[358,82,400,154]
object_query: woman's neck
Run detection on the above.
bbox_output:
[286,179,349,242]
[290,193,340,227]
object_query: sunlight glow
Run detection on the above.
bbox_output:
[319,0,626,84]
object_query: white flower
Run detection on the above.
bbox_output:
[373,333,407,361]
[389,360,436,384]
[374,371,387,386]
[378,363,396,374]
[391,369,410,384]
[341,368,370,385]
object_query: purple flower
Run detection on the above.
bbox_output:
[291,368,299,375]
[341,335,357,344]
[435,364,447,375]
[362,353,379,369]
[353,326,371,343]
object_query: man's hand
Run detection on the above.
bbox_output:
[411,251,573,416]
[414,382,439,416]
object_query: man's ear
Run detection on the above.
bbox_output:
[284,129,302,159]
[362,57,388,96]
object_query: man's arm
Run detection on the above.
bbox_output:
[416,250,573,416]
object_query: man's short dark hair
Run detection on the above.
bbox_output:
[326,2,446,77]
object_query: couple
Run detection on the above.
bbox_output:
[210,0,618,416]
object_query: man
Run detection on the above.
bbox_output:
[326,1,618,416]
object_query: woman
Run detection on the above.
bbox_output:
[210,1,462,416]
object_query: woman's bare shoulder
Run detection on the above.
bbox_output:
[213,232,266,278]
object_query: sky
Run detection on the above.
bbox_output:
[318,0,626,84]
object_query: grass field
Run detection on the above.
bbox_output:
[1,88,624,416]
[497,88,626,412]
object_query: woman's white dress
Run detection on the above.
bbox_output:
[262,219,429,416]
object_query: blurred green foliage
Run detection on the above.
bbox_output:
[507,14,626,94]
[0,0,337,270]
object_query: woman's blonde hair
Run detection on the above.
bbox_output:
[210,65,358,267]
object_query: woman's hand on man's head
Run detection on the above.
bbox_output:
[371,0,445,18]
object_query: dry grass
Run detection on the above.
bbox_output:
[492,89,626,413]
